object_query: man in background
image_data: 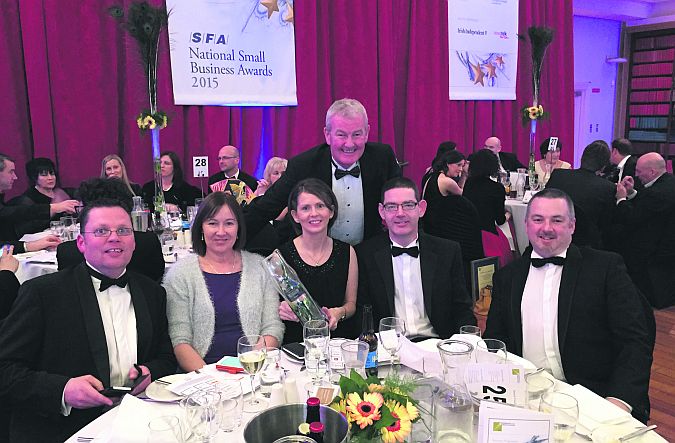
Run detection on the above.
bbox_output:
[208,145,258,192]
[471,136,525,172]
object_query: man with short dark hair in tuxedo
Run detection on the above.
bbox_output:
[607,138,639,186]
[356,177,475,339]
[245,98,401,246]
[485,188,654,423]
[208,144,258,192]
[0,197,176,442]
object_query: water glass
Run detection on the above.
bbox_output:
[186,206,198,225]
[260,348,284,398]
[305,341,330,386]
[60,216,76,241]
[180,391,221,442]
[433,385,474,443]
[459,325,481,336]
[540,392,579,443]
[50,221,65,239]
[378,317,406,367]
[437,340,473,385]
[525,372,555,410]
[340,340,369,377]
[328,338,347,382]
[475,339,507,364]
[411,383,434,442]
[217,380,243,432]
[147,415,182,442]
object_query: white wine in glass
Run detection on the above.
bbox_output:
[237,335,268,413]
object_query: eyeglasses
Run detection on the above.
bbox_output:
[218,156,239,161]
[82,227,134,237]
[382,201,418,212]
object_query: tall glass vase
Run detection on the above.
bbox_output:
[151,127,166,215]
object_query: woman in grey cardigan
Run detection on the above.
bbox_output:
[163,192,283,372]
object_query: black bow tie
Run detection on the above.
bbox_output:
[87,266,129,292]
[391,246,419,258]
[334,165,361,180]
[531,256,566,268]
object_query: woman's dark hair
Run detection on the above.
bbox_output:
[191,192,246,255]
[432,150,466,175]
[161,151,184,184]
[468,149,499,178]
[26,158,57,186]
[287,178,338,235]
[539,138,563,158]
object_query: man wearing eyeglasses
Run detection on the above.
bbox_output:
[244,98,401,246]
[356,177,475,340]
[208,144,259,192]
[0,198,176,442]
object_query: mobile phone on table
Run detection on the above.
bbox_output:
[282,342,305,361]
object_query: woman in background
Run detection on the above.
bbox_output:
[163,192,283,372]
[142,151,201,212]
[277,178,357,344]
[100,154,141,196]
[535,137,571,185]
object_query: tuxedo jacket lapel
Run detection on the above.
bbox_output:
[510,252,531,355]
[129,277,152,361]
[74,264,111,386]
[418,235,436,316]
[317,147,333,185]
[374,241,396,316]
[557,245,582,351]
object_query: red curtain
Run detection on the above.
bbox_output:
[0,0,573,197]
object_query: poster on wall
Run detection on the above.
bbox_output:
[448,0,518,100]
[166,0,297,106]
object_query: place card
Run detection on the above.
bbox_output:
[464,363,527,406]
[477,401,554,443]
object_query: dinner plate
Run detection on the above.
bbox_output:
[144,374,187,402]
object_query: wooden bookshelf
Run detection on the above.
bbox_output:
[624,30,675,154]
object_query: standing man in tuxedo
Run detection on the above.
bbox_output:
[357,177,475,339]
[244,98,401,246]
[471,136,525,173]
[0,153,77,242]
[607,138,640,188]
[485,188,654,423]
[0,198,176,442]
[615,152,675,308]
[208,145,258,192]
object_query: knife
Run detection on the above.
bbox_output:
[619,425,657,442]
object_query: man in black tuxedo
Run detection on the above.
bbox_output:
[208,145,258,192]
[0,153,77,241]
[0,199,176,442]
[607,138,639,185]
[615,152,675,308]
[470,136,525,172]
[357,177,475,339]
[485,188,654,423]
[546,141,615,248]
[245,98,401,246]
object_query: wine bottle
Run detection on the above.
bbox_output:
[358,304,378,377]
[306,397,320,425]
[308,422,324,443]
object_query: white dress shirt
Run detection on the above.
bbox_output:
[521,250,567,381]
[330,159,365,245]
[616,155,630,182]
[61,263,137,415]
[391,238,438,338]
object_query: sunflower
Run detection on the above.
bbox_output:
[136,117,143,128]
[346,392,384,429]
[142,115,157,129]
[380,401,412,443]
[405,400,419,421]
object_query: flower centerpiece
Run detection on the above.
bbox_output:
[330,369,425,443]
[136,110,168,131]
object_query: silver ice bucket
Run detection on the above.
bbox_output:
[244,403,349,443]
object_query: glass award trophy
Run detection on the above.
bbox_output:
[262,250,327,325]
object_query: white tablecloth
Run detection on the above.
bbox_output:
[64,342,666,443]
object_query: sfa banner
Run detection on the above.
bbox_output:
[166,0,297,106]
[448,0,518,100]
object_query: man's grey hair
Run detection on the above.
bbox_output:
[0,154,14,172]
[325,98,368,131]
[525,188,575,220]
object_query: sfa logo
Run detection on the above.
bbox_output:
[493,31,509,40]
[191,32,230,45]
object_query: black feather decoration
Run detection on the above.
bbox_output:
[526,26,555,104]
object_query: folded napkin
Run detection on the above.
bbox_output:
[107,394,172,442]
[559,384,631,431]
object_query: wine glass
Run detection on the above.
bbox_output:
[459,325,481,336]
[378,317,406,368]
[237,335,268,412]
[540,392,579,442]
[475,339,507,364]
[303,320,330,386]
